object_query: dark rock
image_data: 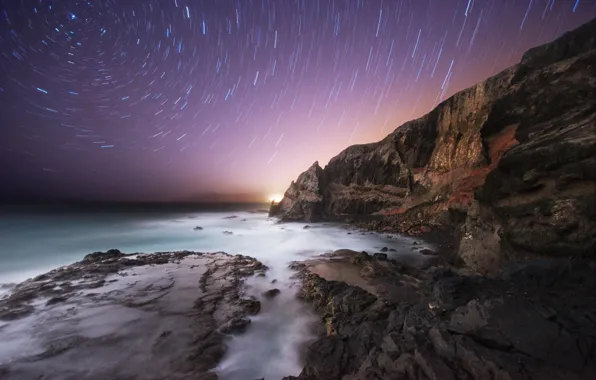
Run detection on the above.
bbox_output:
[380,247,388,252]
[389,248,396,252]
[303,225,311,229]
[222,231,233,235]
[292,256,596,380]
[372,253,388,260]
[262,288,281,299]
[193,226,203,231]
[83,249,124,262]
[46,296,68,306]
[239,298,261,315]
[220,317,251,334]
[223,215,238,219]
[268,162,325,221]
[419,249,438,256]
[269,18,596,273]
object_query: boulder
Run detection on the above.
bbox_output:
[83,249,124,262]
[262,289,281,299]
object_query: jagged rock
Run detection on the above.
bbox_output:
[220,317,251,334]
[290,256,596,380]
[271,18,596,273]
[239,298,261,315]
[269,161,325,221]
[82,249,124,262]
[262,288,281,299]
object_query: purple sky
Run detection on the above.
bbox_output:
[0,0,594,202]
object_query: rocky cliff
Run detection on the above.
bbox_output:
[271,18,596,274]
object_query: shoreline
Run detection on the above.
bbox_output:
[2,226,595,380]
[0,250,268,379]
[285,249,596,380]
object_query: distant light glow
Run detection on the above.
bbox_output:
[269,194,284,203]
[0,1,593,202]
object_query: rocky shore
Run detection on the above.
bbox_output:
[270,18,596,275]
[1,17,594,380]
[267,17,596,380]
[284,250,596,380]
[0,250,267,380]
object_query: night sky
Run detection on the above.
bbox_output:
[0,1,594,202]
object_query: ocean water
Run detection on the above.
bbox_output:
[0,204,430,379]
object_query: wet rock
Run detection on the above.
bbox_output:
[222,231,233,235]
[263,288,281,299]
[223,215,238,219]
[389,248,396,252]
[380,247,388,252]
[303,225,311,229]
[291,255,596,380]
[193,226,203,231]
[220,317,251,334]
[83,249,124,262]
[0,251,266,379]
[240,298,261,315]
[372,253,388,260]
[46,296,68,306]
[420,249,438,256]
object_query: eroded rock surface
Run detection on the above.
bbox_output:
[270,18,596,274]
[285,253,596,380]
[0,250,267,380]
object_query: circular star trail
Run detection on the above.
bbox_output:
[0,0,594,201]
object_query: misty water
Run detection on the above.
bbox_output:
[0,205,430,379]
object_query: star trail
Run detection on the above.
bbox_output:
[0,0,594,202]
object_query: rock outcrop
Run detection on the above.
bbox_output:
[285,252,596,380]
[0,251,267,380]
[271,18,596,274]
[270,161,325,221]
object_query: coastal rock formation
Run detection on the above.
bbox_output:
[0,250,267,380]
[271,18,596,274]
[285,252,596,380]
[270,161,325,221]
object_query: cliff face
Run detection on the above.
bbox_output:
[271,18,596,273]
[269,161,325,221]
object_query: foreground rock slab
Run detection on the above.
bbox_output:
[0,250,266,380]
[286,252,596,380]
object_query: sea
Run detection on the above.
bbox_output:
[0,203,430,379]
